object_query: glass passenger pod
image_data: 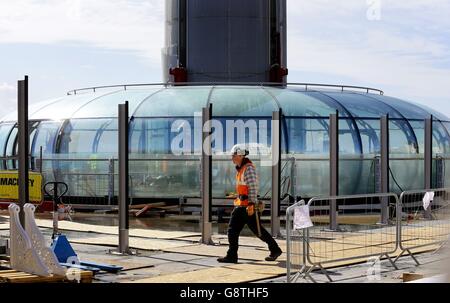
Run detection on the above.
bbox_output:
[1,85,449,201]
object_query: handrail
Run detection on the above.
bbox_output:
[66,82,384,96]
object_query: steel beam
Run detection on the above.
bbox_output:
[329,112,339,231]
[424,116,433,190]
[201,104,213,245]
[18,76,29,227]
[424,116,433,219]
[380,115,390,224]
[271,110,282,237]
[118,102,130,253]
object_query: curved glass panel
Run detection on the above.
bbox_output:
[418,104,450,122]
[390,118,423,192]
[355,119,380,154]
[283,118,330,196]
[3,86,448,201]
[95,119,118,155]
[322,92,402,118]
[59,119,116,156]
[31,121,62,156]
[72,89,162,119]
[1,97,65,122]
[209,87,278,117]
[408,120,424,154]
[444,122,450,142]
[339,117,366,195]
[301,91,350,117]
[134,87,210,118]
[284,118,329,154]
[0,123,14,157]
[414,101,450,122]
[128,155,201,198]
[31,92,119,120]
[433,120,450,154]
[390,120,418,154]
[55,119,116,198]
[130,118,196,154]
[213,117,272,153]
[4,126,17,169]
[369,95,448,121]
[442,122,450,188]
[266,88,335,117]
[0,123,14,170]
[31,121,62,183]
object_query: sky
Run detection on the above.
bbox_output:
[0,0,449,119]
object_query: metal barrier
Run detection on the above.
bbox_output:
[286,193,400,283]
[286,200,307,283]
[395,188,450,265]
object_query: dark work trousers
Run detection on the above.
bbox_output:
[226,207,280,259]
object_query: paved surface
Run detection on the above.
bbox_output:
[1,214,449,283]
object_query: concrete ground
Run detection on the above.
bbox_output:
[1,214,449,283]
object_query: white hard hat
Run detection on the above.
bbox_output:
[231,145,249,156]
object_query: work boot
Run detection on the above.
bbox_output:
[217,256,238,264]
[265,249,282,262]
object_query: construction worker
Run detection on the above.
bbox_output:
[217,145,282,264]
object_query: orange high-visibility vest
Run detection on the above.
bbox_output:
[234,162,255,207]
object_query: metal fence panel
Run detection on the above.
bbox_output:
[285,193,400,282]
[286,201,307,283]
[397,188,450,265]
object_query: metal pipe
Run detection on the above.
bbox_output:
[118,101,130,253]
[18,76,29,227]
[66,82,384,96]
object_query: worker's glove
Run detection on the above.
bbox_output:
[226,192,237,199]
[246,203,255,216]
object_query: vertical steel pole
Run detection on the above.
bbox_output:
[329,112,339,231]
[271,110,282,237]
[424,116,433,190]
[201,104,213,245]
[380,115,390,224]
[424,116,433,219]
[18,76,29,227]
[118,102,130,253]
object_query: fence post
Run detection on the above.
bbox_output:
[329,111,339,231]
[380,115,389,224]
[18,76,29,227]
